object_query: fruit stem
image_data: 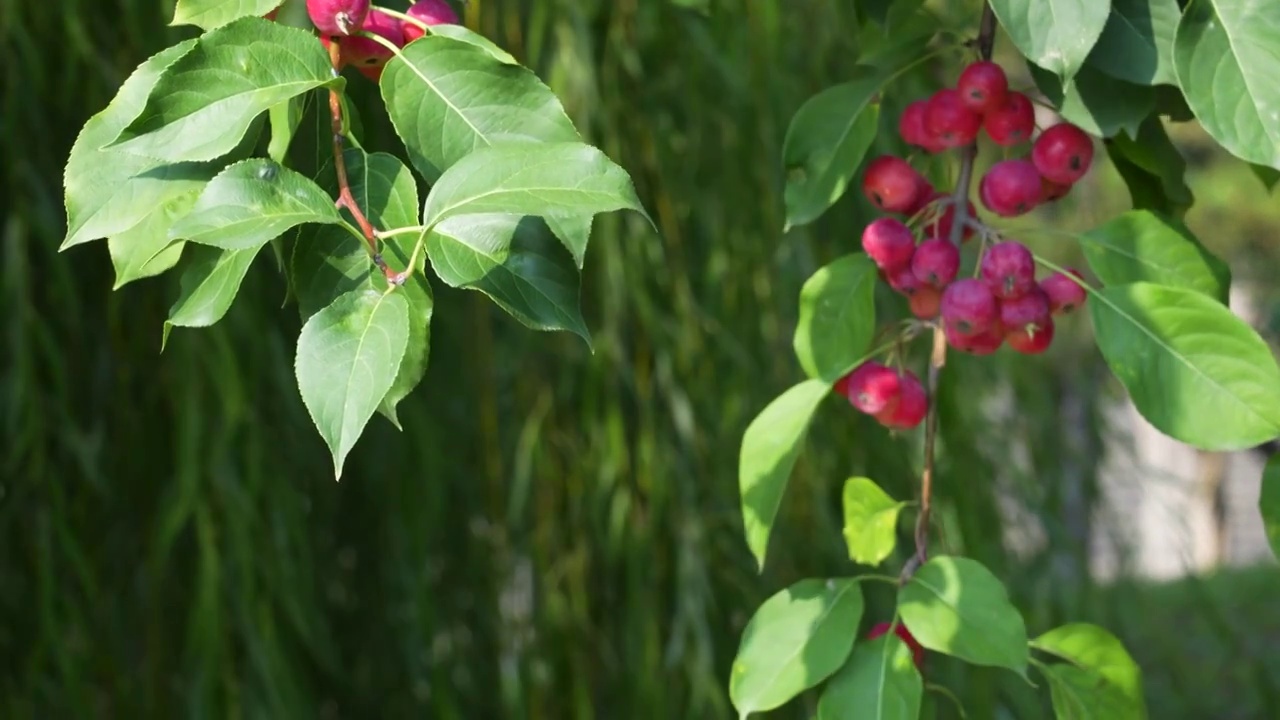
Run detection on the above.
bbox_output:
[902,1,997,585]
[326,37,395,282]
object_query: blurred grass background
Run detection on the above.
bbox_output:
[3,0,1279,718]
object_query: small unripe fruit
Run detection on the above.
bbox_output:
[908,286,942,319]
[308,0,370,35]
[1032,123,1095,185]
[1041,270,1088,314]
[1006,317,1056,354]
[845,362,902,415]
[911,238,960,288]
[339,9,405,81]
[999,287,1051,334]
[941,278,998,336]
[886,264,925,296]
[862,156,925,213]
[980,160,1042,217]
[925,89,982,148]
[403,0,459,42]
[876,371,927,430]
[956,60,1009,114]
[982,91,1035,146]
[867,622,925,669]
[980,241,1036,299]
[861,218,916,272]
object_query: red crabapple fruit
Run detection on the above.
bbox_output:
[861,218,916,272]
[1032,123,1095,185]
[946,320,1005,355]
[983,91,1035,146]
[999,287,1051,334]
[980,241,1036,299]
[925,89,982,149]
[845,362,902,415]
[403,0,459,42]
[867,622,925,668]
[941,278,998,336]
[339,9,405,81]
[308,0,370,35]
[911,238,960,288]
[980,160,1042,217]
[1041,270,1088,314]
[1006,318,1056,354]
[956,61,1008,114]
[886,265,925,297]
[876,371,927,430]
[863,156,925,213]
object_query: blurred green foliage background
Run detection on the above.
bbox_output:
[3,0,1279,718]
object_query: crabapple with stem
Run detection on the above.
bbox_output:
[941,278,998,336]
[982,91,1035,146]
[911,238,960,288]
[402,0,459,42]
[862,218,916,272]
[980,241,1036,299]
[1032,123,1095,185]
[1041,270,1088,314]
[307,0,369,35]
[845,362,903,415]
[980,160,1042,217]
[862,156,926,214]
[925,89,982,148]
[956,60,1008,113]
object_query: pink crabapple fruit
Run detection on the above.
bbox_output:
[403,0,460,42]
[1041,270,1088,314]
[980,241,1037,299]
[982,91,1035,146]
[941,278,999,336]
[886,264,925,296]
[980,159,1043,217]
[861,217,916,272]
[1006,318,1056,354]
[998,287,1051,335]
[911,238,961,288]
[1032,123,1095,185]
[845,362,903,415]
[338,9,405,81]
[307,0,370,35]
[956,60,1008,114]
[862,156,925,213]
[925,88,982,149]
[947,319,1005,355]
[875,371,927,430]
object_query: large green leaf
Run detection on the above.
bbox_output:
[841,477,906,567]
[782,87,880,230]
[1174,0,1280,170]
[1105,117,1192,217]
[1031,63,1153,138]
[170,159,342,251]
[898,556,1029,675]
[1261,455,1280,560]
[109,17,337,162]
[416,24,519,65]
[1089,282,1280,450]
[381,35,579,184]
[793,254,877,382]
[172,0,283,30]
[292,149,433,428]
[739,379,831,570]
[989,0,1110,80]
[1032,623,1146,719]
[163,244,265,346]
[268,93,308,163]
[62,40,212,251]
[1085,0,1179,85]
[295,289,411,479]
[421,142,649,238]
[817,635,922,720]
[427,214,588,344]
[1043,664,1143,720]
[1079,210,1230,302]
[107,189,202,288]
[729,578,864,717]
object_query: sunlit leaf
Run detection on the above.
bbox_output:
[841,477,906,566]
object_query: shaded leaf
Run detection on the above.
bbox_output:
[730,578,864,717]
[1089,282,1280,450]
[1253,164,1280,192]
[1085,0,1180,85]
[898,556,1029,675]
[793,253,877,381]
[108,188,202,288]
[1261,455,1280,560]
[1031,63,1154,139]
[989,0,1109,80]
[268,93,308,163]
[172,0,284,30]
[841,477,906,566]
[739,379,831,570]
[817,635,923,720]
[163,244,265,346]
[1105,117,1192,217]
[1079,210,1230,302]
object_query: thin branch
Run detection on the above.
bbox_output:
[901,1,997,585]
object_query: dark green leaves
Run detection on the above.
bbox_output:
[171,159,342,251]
[296,289,411,479]
[729,579,864,717]
[109,17,337,162]
[1086,0,1180,85]
[1079,210,1230,302]
[1174,0,1280,170]
[989,0,1110,81]
[1089,283,1280,450]
[898,556,1029,675]
[1105,117,1192,217]
[172,0,283,31]
[739,379,831,570]
[793,254,877,382]
[1033,624,1147,719]
[781,87,880,230]
[817,636,922,720]
[1261,455,1280,560]
[1031,64,1153,139]
[841,477,906,566]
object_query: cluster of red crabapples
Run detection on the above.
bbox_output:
[839,60,1092,432]
[274,0,459,81]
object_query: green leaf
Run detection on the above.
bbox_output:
[1104,117,1192,217]
[163,244,265,346]
[424,24,519,64]
[1032,623,1146,718]
[172,0,284,30]
[62,40,215,251]
[730,578,865,717]
[268,93,308,163]
[793,254,878,382]
[738,379,831,570]
[420,142,650,249]
[427,214,589,344]
[898,556,1029,675]
[989,0,1110,81]
[1260,455,1280,560]
[782,86,880,230]
[1030,63,1154,138]
[841,477,906,566]
[817,635,923,720]
[1253,164,1280,192]
[1042,664,1143,720]
[1084,0,1180,85]
[295,289,411,479]
[109,17,338,162]
[1174,0,1280,170]
[292,149,433,427]
[381,35,579,184]
[107,188,202,288]
[170,159,342,251]
[1079,210,1230,303]
[1089,282,1280,450]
